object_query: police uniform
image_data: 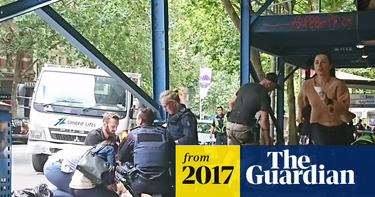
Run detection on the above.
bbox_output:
[212,114,227,145]
[118,124,175,196]
[167,104,198,145]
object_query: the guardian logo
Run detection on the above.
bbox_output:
[246,150,355,185]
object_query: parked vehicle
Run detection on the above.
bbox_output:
[197,119,215,145]
[11,118,29,144]
[18,64,142,172]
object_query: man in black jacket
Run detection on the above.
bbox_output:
[227,73,280,145]
[84,111,119,145]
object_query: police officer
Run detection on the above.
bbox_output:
[210,106,227,145]
[118,108,175,196]
[160,89,198,145]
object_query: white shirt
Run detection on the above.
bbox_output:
[49,146,92,173]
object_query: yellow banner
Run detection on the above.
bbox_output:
[176,145,240,197]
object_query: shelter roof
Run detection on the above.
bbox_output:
[251,11,375,69]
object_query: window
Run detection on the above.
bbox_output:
[34,71,127,112]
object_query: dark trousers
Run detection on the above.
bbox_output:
[43,160,73,196]
[310,123,354,196]
[130,174,173,196]
[311,123,354,145]
[215,133,227,145]
[71,186,118,197]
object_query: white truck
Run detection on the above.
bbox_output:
[24,64,141,172]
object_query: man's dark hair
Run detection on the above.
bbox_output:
[138,108,155,125]
[217,106,223,110]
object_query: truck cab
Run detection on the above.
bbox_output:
[24,64,141,172]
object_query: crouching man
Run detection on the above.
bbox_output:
[43,146,92,197]
[118,108,176,196]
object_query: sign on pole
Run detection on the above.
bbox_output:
[199,68,212,99]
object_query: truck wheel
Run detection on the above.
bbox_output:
[32,154,48,172]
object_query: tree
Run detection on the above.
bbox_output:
[1,0,155,120]
[286,1,298,145]
[221,0,265,79]
[168,0,244,116]
[0,0,84,118]
[217,0,358,144]
[200,71,239,115]
[286,65,298,144]
[50,0,153,93]
[1,0,363,126]
[220,0,292,144]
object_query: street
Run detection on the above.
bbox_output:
[11,143,49,192]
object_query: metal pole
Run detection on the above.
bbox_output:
[199,99,202,120]
[250,0,276,24]
[318,0,321,13]
[199,65,202,120]
[277,57,285,145]
[35,6,160,113]
[270,56,276,143]
[0,0,61,23]
[240,0,251,85]
[151,0,169,120]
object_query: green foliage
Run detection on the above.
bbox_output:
[197,71,239,116]
[168,0,242,115]
[1,0,153,93]
[51,0,153,94]
[1,0,372,119]
[169,0,240,74]
[0,1,58,64]
[339,68,375,93]
[197,121,212,133]
[294,0,355,13]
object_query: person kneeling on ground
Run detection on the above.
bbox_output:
[118,108,176,196]
[69,140,119,197]
[43,146,92,197]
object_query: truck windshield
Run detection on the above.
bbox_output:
[34,71,127,112]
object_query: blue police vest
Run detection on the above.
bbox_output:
[132,126,169,169]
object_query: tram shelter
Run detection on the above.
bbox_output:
[1,0,375,195]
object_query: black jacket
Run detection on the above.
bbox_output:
[166,104,198,145]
